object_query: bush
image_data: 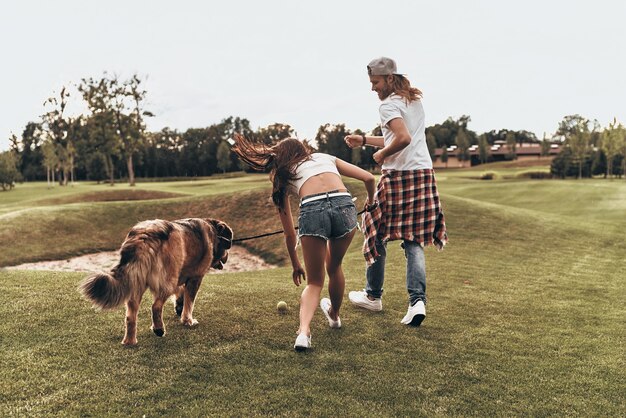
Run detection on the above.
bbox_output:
[479,171,498,180]
[516,171,553,179]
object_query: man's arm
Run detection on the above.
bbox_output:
[344,134,385,149]
[372,117,411,165]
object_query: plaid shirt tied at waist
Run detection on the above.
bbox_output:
[362,168,448,265]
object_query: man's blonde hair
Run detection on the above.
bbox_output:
[390,75,422,103]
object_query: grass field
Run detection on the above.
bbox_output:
[1,165,624,416]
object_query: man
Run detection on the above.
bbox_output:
[344,56,447,326]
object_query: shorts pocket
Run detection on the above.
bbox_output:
[339,204,357,231]
[298,209,326,236]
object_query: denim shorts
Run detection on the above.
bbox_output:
[297,192,357,241]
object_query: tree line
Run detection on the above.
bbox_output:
[550,115,626,179]
[2,74,625,190]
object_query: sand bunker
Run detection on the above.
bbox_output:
[5,245,275,274]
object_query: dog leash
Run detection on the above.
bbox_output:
[233,207,367,243]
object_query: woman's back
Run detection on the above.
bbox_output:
[292,153,345,197]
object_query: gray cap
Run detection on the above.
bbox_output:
[367,57,401,76]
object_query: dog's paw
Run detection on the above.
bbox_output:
[121,338,138,346]
[151,326,165,337]
[182,318,199,327]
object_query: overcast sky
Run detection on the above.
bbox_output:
[2,0,625,151]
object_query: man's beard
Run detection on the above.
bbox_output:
[378,83,393,100]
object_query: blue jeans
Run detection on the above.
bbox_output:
[365,238,426,305]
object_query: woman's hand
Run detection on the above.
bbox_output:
[292,264,306,286]
[344,134,364,149]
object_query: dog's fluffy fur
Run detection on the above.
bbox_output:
[79,218,233,345]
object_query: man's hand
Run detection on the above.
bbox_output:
[344,134,363,149]
[373,149,387,165]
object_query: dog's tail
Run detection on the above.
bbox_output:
[79,270,130,310]
[79,242,141,310]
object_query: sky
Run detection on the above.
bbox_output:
[1,0,625,151]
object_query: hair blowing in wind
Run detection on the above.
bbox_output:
[232,134,311,210]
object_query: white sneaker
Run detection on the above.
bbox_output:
[294,332,311,351]
[320,298,341,329]
[348,290,382,312]
[400,300,426,326]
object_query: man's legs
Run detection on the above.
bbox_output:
[350,238,385,310]
[403,240,426,306]
[401,239,427,326]
[365,238,387,299]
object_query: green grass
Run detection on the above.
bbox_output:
[1,170,625,416]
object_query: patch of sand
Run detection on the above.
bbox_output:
[4,246,276,274]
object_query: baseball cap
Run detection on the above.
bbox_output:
[367,57,403,76]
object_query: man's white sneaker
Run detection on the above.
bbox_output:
[320,298,341,329]
[348,290,382,312]
[294,332,311,351]
[400,300,426,326]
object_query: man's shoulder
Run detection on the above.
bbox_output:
[379,95,403,113]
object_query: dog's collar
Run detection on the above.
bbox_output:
[218,235,232,248]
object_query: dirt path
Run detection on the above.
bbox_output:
[4,246,276,274]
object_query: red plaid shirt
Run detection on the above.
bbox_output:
[362,169,448,265]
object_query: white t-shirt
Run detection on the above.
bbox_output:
[379,94,432,170]
[290,153,340,194]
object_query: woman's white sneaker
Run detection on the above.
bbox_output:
[320,298,341,329]
[348,290,382,311]
[294,332,311,351]
[400,300,426,326]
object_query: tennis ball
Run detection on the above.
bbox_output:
[277,301,288,313]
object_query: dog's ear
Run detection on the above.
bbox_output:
[209,219,233,247]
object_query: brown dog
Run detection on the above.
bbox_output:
[79,218,233,345]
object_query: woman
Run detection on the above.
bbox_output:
[232,134,375,350]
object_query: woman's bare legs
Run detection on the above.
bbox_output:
[298,229,356,334]
[298,236,327,336]
[325,229,355,320]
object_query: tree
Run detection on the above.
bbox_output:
[41,86,73,185]
[79,76,121,185]
[0,151,21,190]
[455,128,470,167]
[601,119,624,179]
[316,124,351,162]
[217,141,231,173]
[41,140,58,187]
[551,147,574,178]
[441,146,449,168]
[255,123,294,145]
[505,131,517,160]
[591,149,607,177]
[11,123,45,181]
[622,129,626,179]
[540,137,552,157]
[110,74,152,186]
[567,119,592,179]
[426,115,476,148]
[478,134,491,164]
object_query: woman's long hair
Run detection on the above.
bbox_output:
[232,134,311,211]
[390,75,422,103]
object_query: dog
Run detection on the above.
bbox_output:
[79,217,233,345]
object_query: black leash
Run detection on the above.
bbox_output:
[233,208,367,243]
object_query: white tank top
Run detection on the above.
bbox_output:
[290,153,339,194]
